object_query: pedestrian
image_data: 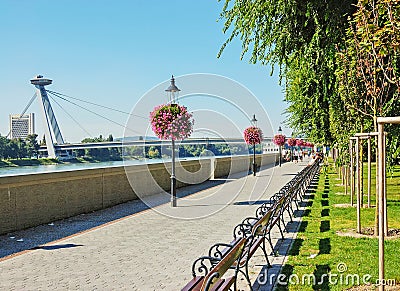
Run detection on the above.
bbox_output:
[293,149,298,163]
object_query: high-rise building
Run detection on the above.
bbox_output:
[9,113,35,139]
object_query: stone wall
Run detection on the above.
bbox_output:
[0,153,278,234]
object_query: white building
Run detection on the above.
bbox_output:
[9,113,35,139]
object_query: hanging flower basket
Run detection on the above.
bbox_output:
[287,138,296,147]
[243,126,263,145]
[304,142,314,148]
[296,139,304,147]
[150,103,194,140]
[273,134,286,146]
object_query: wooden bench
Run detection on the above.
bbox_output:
[233,208,274,289]
[182,237,247,291]
[182,160,321,290]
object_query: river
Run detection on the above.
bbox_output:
[0,155,219,177]
[0,159,168,177]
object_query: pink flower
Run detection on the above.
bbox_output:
[273,134,286,146]
[287,138,296,147]
[244,126,263,145]
[150,103,194,140]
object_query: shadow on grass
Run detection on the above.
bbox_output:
[320,220,330,232]
[321,200,329,207]
[312,264,331,290]
[298,221,308,232]
[275,264,294,291]
[288,238,304,255]
[321,209,330,217]
[322,193,329,199]
[318,238,331,254]
[274,264,294,291]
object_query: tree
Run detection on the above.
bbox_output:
[334,0,400,234]
[0,135,7,159]
[16,138,27,159]
[6,139,19,159]
[218,0,357,144]
[26,134,40,158]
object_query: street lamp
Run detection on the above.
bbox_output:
[278,126,282,167]
[165,75,180,207]
[291,131,294,162]
[251,114,258,176]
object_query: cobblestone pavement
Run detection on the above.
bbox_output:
[0,161,309,290]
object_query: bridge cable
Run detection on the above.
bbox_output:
[46,90,148,120]
[47,93,93,138]
[47,91,141,135]
[6,92,37,138]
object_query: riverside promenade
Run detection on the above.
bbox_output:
[0,160,310,290]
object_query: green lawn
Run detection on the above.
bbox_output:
[276,163,400,290]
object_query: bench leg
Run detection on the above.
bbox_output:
[238,266,253,290]
[277,220,285,239]
[286,207,293,222]
[261,239,272,268]
[267,232,277,256]
[280,215,289,232]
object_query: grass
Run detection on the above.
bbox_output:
[276,162,400,291]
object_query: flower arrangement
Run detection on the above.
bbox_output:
[150,103,194,140]
[273,134,286,146]
[243,126,263,145]
[305,142,314,148]
[287,138,297,147]
[296,139,304,147]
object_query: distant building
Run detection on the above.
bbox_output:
[9,113,35,139]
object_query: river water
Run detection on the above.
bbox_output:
[0,156,218,177]
[0,159,167,177]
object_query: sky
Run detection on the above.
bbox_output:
[0,0,290,143]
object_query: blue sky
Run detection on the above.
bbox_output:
[1,0,289,142]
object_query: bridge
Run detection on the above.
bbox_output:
[19,75,279,158]
[38,138,264,151]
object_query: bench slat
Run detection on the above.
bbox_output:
[181,276,203,291]
[210,277,235,291]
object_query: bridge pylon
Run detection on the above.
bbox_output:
[30,75,65,158]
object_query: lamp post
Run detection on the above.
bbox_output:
[165,75,180,207]
[291,131,294,162]
[278,126,282,167]
[251,114,258,176]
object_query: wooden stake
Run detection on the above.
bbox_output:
[350,139,354,206]
[383,133,388,236]
[367,137,371,208]
[377,123,385,291]
[356,137,361,233]
[360,138,364,207]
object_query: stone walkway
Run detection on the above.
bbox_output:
[0,160,310,290]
